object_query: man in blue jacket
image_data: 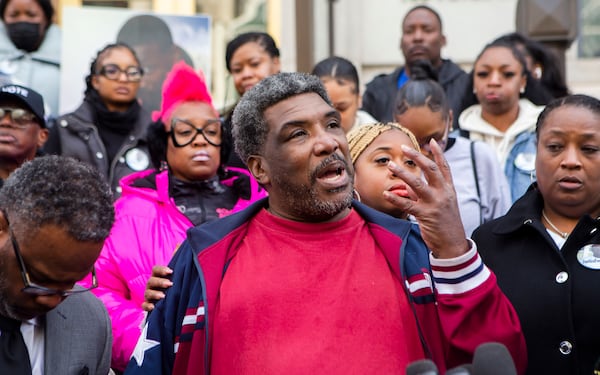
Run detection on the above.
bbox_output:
[126,72,525,374]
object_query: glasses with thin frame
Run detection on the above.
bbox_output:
[0,107,38,128]
[6,216,97,297]
[419,119,450,153]
[97,64,144,82]
[170,118,223,148]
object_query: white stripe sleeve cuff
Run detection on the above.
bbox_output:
[429,239,491,295]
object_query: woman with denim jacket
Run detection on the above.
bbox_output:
[458,40,547,202]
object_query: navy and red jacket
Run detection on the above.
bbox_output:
[125,199,526,374]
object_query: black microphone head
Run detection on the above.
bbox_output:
[472,342,517,375]
[445,364,472,375]
[406,358,439,375]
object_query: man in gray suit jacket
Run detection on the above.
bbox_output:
[0,156,115,374]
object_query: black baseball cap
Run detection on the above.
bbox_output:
[0,84,46,127]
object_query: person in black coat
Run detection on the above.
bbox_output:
[221,32,280,169]
[44,43,152,198]
[473,94,600,375]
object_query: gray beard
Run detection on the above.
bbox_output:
[272,173,353,222]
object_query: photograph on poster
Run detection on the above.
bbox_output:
[59,6,211,114]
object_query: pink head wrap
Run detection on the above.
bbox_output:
[151,61,218,125]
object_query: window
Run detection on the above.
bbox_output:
[579,0,600,57]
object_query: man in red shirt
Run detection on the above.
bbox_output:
[126,72,526,375]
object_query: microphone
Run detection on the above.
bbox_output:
[472,342,517,375]
[406,358,439,375]
[445,364,472,374]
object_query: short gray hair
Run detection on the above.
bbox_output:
[232,72,330,163]
[0,156,115,242]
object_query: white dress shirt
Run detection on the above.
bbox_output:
[21,317,45,375]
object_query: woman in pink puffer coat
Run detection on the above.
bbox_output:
[89,62,266,372]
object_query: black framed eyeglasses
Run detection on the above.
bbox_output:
[0,107,38,128]
[7,218,97,297]
[169,118,223,148]
[97,64,144,82]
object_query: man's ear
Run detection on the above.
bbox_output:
[247,155,270,187]
[37,128,49,149]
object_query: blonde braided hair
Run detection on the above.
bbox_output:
[347,122,420,163]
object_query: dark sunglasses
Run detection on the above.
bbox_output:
[0,107,38,127]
